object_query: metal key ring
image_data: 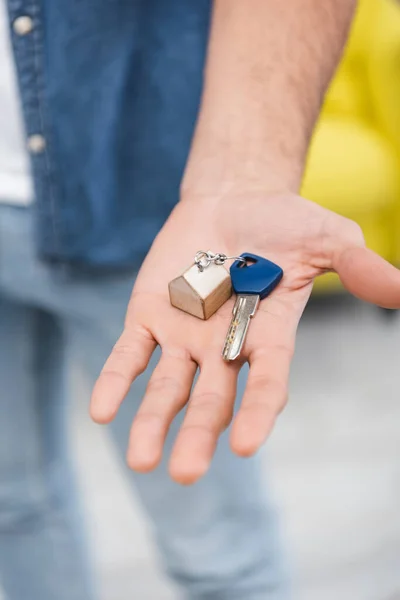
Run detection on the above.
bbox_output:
[195,250,246,271]
[216,253,247,265]
[194,251,213,271]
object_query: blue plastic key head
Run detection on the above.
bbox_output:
[230,253,283,300]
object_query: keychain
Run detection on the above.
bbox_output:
[168,250,245,320]
[169,250,283,360]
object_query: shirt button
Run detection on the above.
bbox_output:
[13,15,34,36]
[27,134,46,154]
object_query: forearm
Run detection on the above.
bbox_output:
[183,0,357,197]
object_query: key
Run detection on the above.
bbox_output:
[222,253,283,361]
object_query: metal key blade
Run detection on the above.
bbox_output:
[222,294,259,361]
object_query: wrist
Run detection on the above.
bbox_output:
[181,114,306,196]
[181,132,304,201]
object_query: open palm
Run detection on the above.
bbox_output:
[91,192,400,484]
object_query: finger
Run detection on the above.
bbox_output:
[334,246,400,309]
[127,350,197,472]
[230,343,292,457]
[169,359,239,485]
[90,325,156,424]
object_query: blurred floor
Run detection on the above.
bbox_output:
[72,297,400,600]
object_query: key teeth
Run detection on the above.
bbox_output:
[222,294,259,361]
[222,347,239,362]
[222,318,239,360]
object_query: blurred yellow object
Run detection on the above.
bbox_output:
[302,0,400,293]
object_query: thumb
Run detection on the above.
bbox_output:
[333,246,400,309]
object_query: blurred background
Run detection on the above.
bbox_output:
[2,0,400,598]
[68,0,400,598]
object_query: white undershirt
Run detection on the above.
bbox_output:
[0,0,33,205]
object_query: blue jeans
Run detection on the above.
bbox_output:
[0,205,287,600]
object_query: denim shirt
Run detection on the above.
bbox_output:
[8,0,211,267]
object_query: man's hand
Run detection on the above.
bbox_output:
[90,191,400,484]
[92,0,372,485]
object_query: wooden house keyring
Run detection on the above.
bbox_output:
[168,250,237,320]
